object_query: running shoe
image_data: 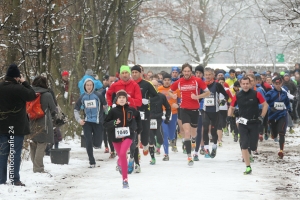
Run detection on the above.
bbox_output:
[183,148,187,154]
[210,146,217,158]
[204,149,211,158]
[218,141,222,147]
[243,166,252,175]
[104,147,109,153]
[274,137,279,142]
[253,150,259,155]
[259,134,263,142]
[128,158,134,174]
[163,154,169,161]
[278,150,284,159]
[143,149,149,156]
[150,158,156,165]
[89,164,96,168]
[188,157,194,166]
[156,148,161,155]
[223,127,229,136]
[200,148,205,155]
[172,146,178,152]
[289,128,295,134]
[234,134,238,142]
[109,152,116,159]
[123,179,129,189]
[116,161,122,175]
[193,154,199,161]
[134,164,141,173]
[264,133,269,141]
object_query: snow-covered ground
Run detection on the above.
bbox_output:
[0,129,299,200]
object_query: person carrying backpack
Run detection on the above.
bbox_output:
[28,76,57,173]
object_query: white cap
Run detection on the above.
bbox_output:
[236,68,241,72]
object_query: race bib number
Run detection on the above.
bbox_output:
[150,119,157,129]
[204,98,215,106]
[84,100,96,108]
[274,102,285,110]
[139,111,145,120]
[115,127,130,138]
[237,117,248,125]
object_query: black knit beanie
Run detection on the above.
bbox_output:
[195,65,204,74]
[131,65,141,73]
[6,64,20,78]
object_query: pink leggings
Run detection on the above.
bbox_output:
[113,138,132,180]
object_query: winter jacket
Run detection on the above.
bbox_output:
[103,104,142,143]
[29,86,57,143]
[256,84,266,109]
[265,88,291,121]
[282,80,297,95]
[78,75,103,95]
[225,77,237,88]
[74,78,107,124]
[0,77,36,135]
[150,93,171,119]
[106,79,142,109]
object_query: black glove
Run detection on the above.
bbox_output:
[164,119,170,124]
[234,109,239,117]
[271,107,277,112]
[219,99,226,106]
[258,116,264,125]
[226,116,231,124]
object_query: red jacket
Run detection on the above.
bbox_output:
[106,79,142,109]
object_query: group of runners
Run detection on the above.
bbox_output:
[75,63,300,189]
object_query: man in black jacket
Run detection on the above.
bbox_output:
[0,64,36,186]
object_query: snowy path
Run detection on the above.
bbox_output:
[0,131,299,200]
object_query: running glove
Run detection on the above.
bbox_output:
[258,116,264,125]
[226,116,231,124]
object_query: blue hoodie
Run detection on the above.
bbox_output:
[78,75,103,95]
[74,78,107,124]
[265,88,290,121]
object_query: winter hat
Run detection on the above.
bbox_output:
[171,66,180,73]
[233,81,240,87]
[61,71,69,76]
[284,73,290,77]
[85,69,94,76]
[195,65,204,74]
[272,76,282,83]
[237,74,243,80]
[224,73,230,79]
[120,65,131,74]
[163,73,171,80]
[280,71,285,76]
[131,65,141,73]
[6,64,20,78]
[116,90,128,101]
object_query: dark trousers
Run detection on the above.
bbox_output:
[149,119,163,146]
[140,119,150,146]
[103,127,115,152]
[82,122,103,165]
[0,134,24,184]
[202,111,219,145]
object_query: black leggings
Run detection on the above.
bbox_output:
[202,111,219,145]
[103,127,114,152]
[149,119,163,146]
[140,119,150,146]
[217,110,227,130]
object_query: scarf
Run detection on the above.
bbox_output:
[205,79,214,86]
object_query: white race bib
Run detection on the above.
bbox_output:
[274,102,285,110]
[115,127,130,138]
[139,111,145,120]
[204,98,215,106]
[237,117,248,125]
[84,100,96,108]
[150,119,157,129]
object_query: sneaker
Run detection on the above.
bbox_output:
[156,148,161,155]
[89,164,96,168]
[170,140,175,148]
[143,145,149,156]
[163,154,169,161]
[172,146,178,152]
[253,150,259,155]
[104,147,109,153]
[210,146,217,158]
[264,133,269,141]
[259,134,263,142]
[234,134,238,142]
[150,158,156,165]
[243,166,252,175]
[123,179,129,189]
[218,141,222,147]
[128,158,134,174]
[289,128,295,134]
[134,164,141,173]
[249,155,254,163]
[109,152,116,159]
[200,148,205,155]
[188,157,194,166]
[193,154,199,161]
[13,181,25,186]
[204,149,211,158]
[278,150,284,159]
[223,127,229,136]
[183,148,187,154]
[274,137,279,142]
[116,162,122,175]
[191,142,196,151]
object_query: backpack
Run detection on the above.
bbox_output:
[26,93,45,120]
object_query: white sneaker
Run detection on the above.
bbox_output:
[134,164,141,173]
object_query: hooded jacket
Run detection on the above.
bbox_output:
[0,77,36,135]
[78,75,103,95]
[103,104,142,142]
[106,79,142,109]
[74,78,107,124]
[150,93,171,119]
[29,86,57,143]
